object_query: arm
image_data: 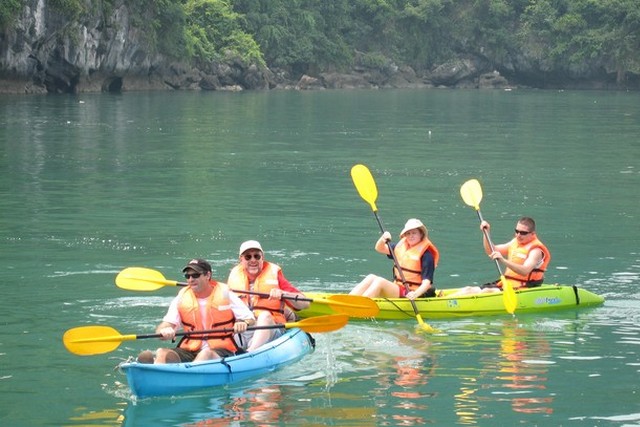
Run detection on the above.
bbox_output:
[375,231,392,255]
[481,220,509,255]
[274,270,310,310]
[229,291,256,327]
[156,297,181,340]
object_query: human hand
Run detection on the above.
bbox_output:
[406,291,417,300]
[234,321,248,333]
[382,231,392,242]
[480,220,490,232]
[159,326,176,341]
[489,251,503,261]
[269,288,283,300]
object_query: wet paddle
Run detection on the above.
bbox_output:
[63,314,349,356]
[115,267,378,318]
[350,164,438,333]
[460,178,518,314]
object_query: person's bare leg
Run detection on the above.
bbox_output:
[362,278,400,298]
[193,349,221,362]
[136,350,154,363]
[349,274,378,295]
[247,312,278,351]
[155,348,181,364]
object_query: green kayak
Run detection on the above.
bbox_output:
[298,284,604,320]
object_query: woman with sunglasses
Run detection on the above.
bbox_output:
[451,217,551,296]
[227,240,310,351]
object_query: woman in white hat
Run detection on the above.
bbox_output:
[349,218,440,299]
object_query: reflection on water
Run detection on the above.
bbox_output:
[221,386,284,426]
[342,315,608,425]
[448,319,555,424]
[64,309,637,427]
[121,384,290,426]
[497,323,553,415]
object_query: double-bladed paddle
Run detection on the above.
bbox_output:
[350,164,438,333]
[115,267,378,318]
[460,178,518,314]
[63,314,349,356]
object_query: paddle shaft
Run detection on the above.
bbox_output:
[138,282,313,306]
[234,289,312,303]
[474,208,505,276]
[158,323,288,340]
[78,324,293,344]
[128,279,312,305]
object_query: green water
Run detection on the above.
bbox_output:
[1,89,639,426]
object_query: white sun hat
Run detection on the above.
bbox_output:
[400,218,427,237]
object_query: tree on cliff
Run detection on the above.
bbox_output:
[518,0,640,85]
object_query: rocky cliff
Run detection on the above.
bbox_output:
[1,1,635,94]
[0,0,276,94]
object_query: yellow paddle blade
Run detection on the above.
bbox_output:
[351,164,378,212]
[63,325,129,356]
[323,295,380,318]
[115,267,179,292]
[460,179,483,210]
[501,277,517,315]
[414,314,440,334]
[286,314,349,333]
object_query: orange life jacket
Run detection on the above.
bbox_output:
[393,237,440,291]
[176,280,238,353]
[504,238,551,287]
[227,261,287,324]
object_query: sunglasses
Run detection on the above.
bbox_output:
[514,229,531,236]
[184,272,202,279]
[243,253,262,261]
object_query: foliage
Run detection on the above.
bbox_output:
[0,0,22,28]
[184,0,264,66]
[519,0,640,82]
[48,0,87,20]
[124,0,188,59]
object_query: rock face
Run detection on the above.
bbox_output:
[2,1,156,93]
[0,0,275,94]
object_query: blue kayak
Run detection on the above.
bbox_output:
[119,328,314,398]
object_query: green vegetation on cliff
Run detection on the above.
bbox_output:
[5,0,639,84]
[0,0,23,26]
